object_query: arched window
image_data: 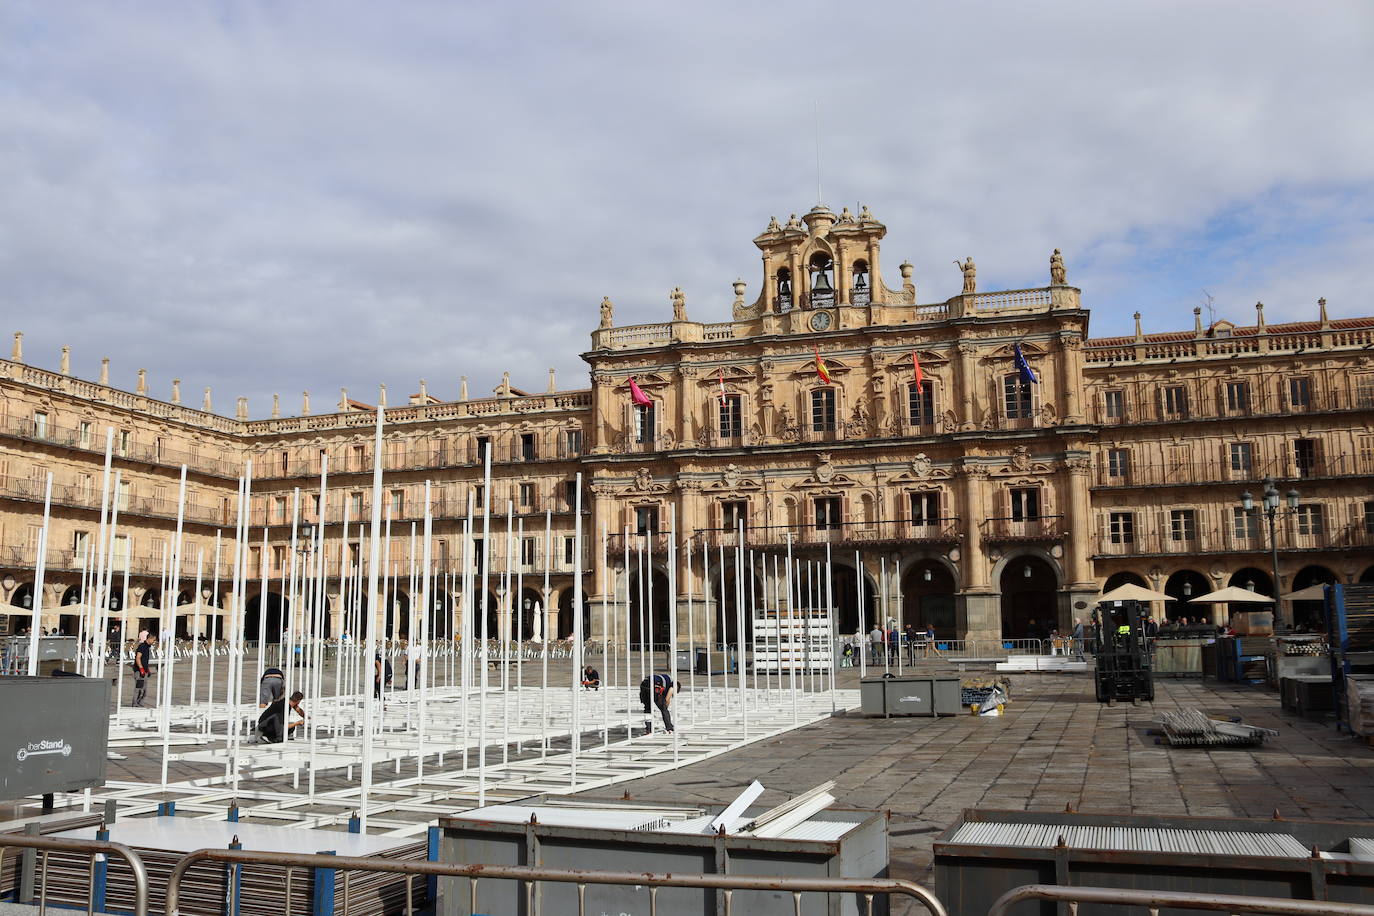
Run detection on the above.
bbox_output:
[775,268,793,311]
[809,253,835,306]
[851,259,870,305]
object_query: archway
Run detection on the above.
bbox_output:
[421,585,455,639]
[1226,567,1274,624]
[516,588,543,641]
[1102,570,1148,593]
[627,570,669,645]
[999,555,1058,639]
[1163,569,1209,623]
[710,565,757,648]
[1291,565,1337,630]
[243,593,289,644]
[60,584,84,607]
[472,591,500,641]
[902,560,957,638]
[829,563,876,637]
[140,589,161,609]
[557,588,591,641]
[9,582,35,611]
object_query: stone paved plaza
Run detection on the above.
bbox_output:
[577,669,1374,902]
[8,658,1374,915]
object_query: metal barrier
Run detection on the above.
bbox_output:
[167,846,949,916]
[0,832,150,916]
[988,883,1374,915]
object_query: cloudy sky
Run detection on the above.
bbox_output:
[3,1,1371,416]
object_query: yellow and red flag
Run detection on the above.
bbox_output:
[814,346,831,384]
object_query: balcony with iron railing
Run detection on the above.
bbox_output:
[1092,521,1373,558]
[0,416,238,478]
[1088,385,1374,427]
[692,518,963,551]
[1093,452,1370,490]
[253,436,584,480]
[981,516,1066,543]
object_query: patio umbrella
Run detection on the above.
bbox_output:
[1279,584,1328,602]
[1188,586,1274,604]
[1099,583,1171,603]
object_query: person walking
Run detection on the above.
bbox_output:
[638,673,675,733]
[131,633,156,707]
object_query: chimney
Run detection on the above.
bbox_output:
[1319,297,1329,329]
[59,347,70,375]
[99,358,110,386]
[460,376,469,401]
[11,332,22,363]
[1193,306,1203,337]
[339,387,348,410]
[419,378,428,401]
[1133,312,1143,341]
[171,378,181,404]
[547,368,556,393]
[235,397,248,420]
[378,383,387,407]
[302,390,311,416]
[271,394,280,418]
[137,369,148,395]
[1255,301,1266,330]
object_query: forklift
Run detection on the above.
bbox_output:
[1092,598,1154,705]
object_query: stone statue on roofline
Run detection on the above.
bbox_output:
[956,256,977,294]
[599,296,613,329]
[1050,249,1066,285]
[671,286,687,321]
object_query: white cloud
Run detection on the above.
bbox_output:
[0,0,1370,412]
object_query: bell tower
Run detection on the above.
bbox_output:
[753,204,892,315]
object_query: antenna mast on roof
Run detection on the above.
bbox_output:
[814,101,822,205]
[1201,289,1216,327]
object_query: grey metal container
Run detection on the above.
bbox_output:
[934,808,1374,915]
[859,677,887,715]
[437,795,888,916]
[0,675,110,800]
[860,676,961,717]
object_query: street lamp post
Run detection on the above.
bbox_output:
[1239,477,1299,630]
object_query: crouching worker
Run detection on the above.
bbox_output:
[257,690,306,743]
[581,665,600,689]
[638,673,675,734]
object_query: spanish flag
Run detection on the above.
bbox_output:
[814,345,831,384]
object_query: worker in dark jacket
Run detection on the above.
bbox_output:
[638,674,675,734]
[131,633,156,707]
[257,691,306,743]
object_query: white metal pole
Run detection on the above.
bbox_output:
[27,473,53,676]
[570,472,583,784]
[477,443,492,805]
[359,407,385,832]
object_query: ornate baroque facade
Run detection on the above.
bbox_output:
[3,204,1373,643]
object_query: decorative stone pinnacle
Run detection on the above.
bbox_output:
[99,358,110,386]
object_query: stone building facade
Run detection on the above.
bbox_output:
[2,204,1372,643]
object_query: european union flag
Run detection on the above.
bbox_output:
[1013,342,1038,385]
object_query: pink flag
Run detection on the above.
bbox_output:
[627,377,653,407]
